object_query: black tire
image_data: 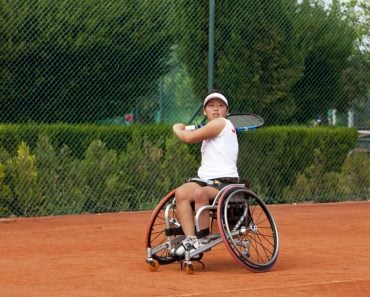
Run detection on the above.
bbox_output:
[217,186,279,272]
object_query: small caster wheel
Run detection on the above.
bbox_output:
[184,262,194,275]
[147,259,159,272]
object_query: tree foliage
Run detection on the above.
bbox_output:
[175,0,368,124]
[0,0,368,125]
[0,0,174,123]
[291,0,359,123]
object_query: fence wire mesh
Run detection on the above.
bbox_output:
[0,0,369,217]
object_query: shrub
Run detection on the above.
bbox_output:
[118,131,167,210]
[239,126,357,201]
[160,136,199,192]
[341,152,370,198]
[0,124,361,217]
[6,142,44,216]
[283,150,369,202]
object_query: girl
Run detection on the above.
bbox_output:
[172,90,239,257]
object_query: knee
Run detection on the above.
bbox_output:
[175,186,190,204]
[175,186,207,205]
[193,188,208,205]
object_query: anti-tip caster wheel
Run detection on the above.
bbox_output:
[184,262,194,275]
[147,259,159,272]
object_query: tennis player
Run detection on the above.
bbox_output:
[172,90,239,258]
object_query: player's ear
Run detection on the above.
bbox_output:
[203,108,207,116]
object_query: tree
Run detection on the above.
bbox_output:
[0,0,174,123]
[175,0,305,121]
[340,0,370,128]
[291,0,360,123]
[174,0,368,125]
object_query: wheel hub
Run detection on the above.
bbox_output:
[249,222,257,233]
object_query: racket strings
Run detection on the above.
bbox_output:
[229,114,264,128]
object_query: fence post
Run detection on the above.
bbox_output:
[188,0,216,124]
[208,0,215,91]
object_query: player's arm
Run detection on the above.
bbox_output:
[173,118,226,144]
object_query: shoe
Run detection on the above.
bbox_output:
[197,235,211,252]
[173,236,199,258]
[197,235,210,246]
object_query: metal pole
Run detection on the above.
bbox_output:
[208,0,215,91]
[188,0,215,123]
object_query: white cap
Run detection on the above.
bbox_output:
[203,92,228,107]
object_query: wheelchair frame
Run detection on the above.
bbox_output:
[145,184,279,274]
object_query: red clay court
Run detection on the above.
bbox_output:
[1,201,369,297]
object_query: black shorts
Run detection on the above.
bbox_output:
[187,176,240,190]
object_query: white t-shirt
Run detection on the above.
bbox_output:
[198,118,239,180]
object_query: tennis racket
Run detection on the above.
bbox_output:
[185,113,264,133]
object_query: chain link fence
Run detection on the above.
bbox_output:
[0,0,369,217]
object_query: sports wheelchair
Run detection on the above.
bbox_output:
[145,183,279,274]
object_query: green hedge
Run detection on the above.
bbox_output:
[0,123,172,158]
[238,126,359,202]
[0,124,196,217]
[0,124,365,217]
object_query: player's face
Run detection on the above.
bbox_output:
[203,98,228,121]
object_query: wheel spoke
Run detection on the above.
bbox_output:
[217,187,279,272]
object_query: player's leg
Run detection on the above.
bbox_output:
[172,182,203,258]
[173,182,220,258]
[194,186,219,233]
[174,182,201,236]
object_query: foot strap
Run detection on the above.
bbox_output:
[165,226,184,236]
[196,228,210,239]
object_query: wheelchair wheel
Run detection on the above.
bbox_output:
[217,186,279,272]
[145,190,184,265]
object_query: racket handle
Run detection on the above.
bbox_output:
[185,124,202,131]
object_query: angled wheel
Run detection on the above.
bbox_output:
[145,189,185,265]
[217,186,279,272]
[147,259,159,272]
[184,262,195,274]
